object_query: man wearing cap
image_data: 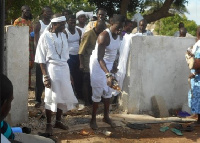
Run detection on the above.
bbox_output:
[76,10,87,35]
[35,13,78,135]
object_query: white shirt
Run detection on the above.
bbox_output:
[39,20,48,36]
[35,31,69,65]
[65,28,80,55]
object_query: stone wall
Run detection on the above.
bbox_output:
[4,26,29,125]
[122,36,195,114]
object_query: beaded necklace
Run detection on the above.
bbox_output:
[51,33,63,59]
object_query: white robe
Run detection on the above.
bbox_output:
[35,30,78,112]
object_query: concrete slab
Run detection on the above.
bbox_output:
[110,114,196,124]
[151,95,169,117]
[4,26,29,126]
[123,36,195,113]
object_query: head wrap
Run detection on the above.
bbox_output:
[44,16,66,33]
[51,16,66,23]
[76,10,86,18]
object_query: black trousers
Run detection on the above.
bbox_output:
[35,63,45,103]
[68,54,83,99]
[82,72,92,105]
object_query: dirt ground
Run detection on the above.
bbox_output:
[27,90,200,143]
[27,70,200,143]
[53,121,200,143]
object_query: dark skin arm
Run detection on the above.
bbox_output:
[40,63,51,88]
[97,31,113,87]
[77,28,83,70]
[34,22,41,49]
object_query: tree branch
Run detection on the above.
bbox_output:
[143,0,175,23]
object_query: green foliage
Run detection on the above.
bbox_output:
[154,14,197,36]
[6,0,95,24]
[5,0,191,26]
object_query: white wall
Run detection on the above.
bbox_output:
[4,26,29,125]
[123,36,195,114]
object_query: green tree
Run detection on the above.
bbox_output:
[6,0,95,24]
[87,0,189,29]
[154,14,197,36]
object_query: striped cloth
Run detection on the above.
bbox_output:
[1,120,15,139]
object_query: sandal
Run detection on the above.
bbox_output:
[184,125,194,132]
[174,124,184,131]
[160,126,169,132]
[171,128,183,136]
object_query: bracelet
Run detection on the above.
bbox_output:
[43,75,49,78]
[106,73,112,78]
[44,78,50,82]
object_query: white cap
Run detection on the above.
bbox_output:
[76,10,86,18]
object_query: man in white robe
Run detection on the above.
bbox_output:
[35,14,78,135]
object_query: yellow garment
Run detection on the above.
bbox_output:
[84,21,97,33]
[79,28,98,72]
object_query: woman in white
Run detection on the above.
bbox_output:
[35,14,78,135]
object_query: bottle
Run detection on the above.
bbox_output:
[111,79,122,92]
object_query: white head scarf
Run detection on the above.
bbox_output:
[76,10,86,18]
[76,10,93,19]
[44,16,66,33]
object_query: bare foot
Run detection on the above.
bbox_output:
[103,118,116,128]
[90,120,98,130]
[45,124,53,135]
[54,121,69,130]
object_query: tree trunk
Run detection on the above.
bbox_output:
[120,0,130,16]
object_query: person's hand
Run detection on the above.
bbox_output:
[107,76,113,87]
[44,77,51,88]
[110,67,118,74]
[79,64,84,72]
[187,50,194,57]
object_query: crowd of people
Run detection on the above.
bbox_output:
[2,4,199,142]
[11,5,133,136]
